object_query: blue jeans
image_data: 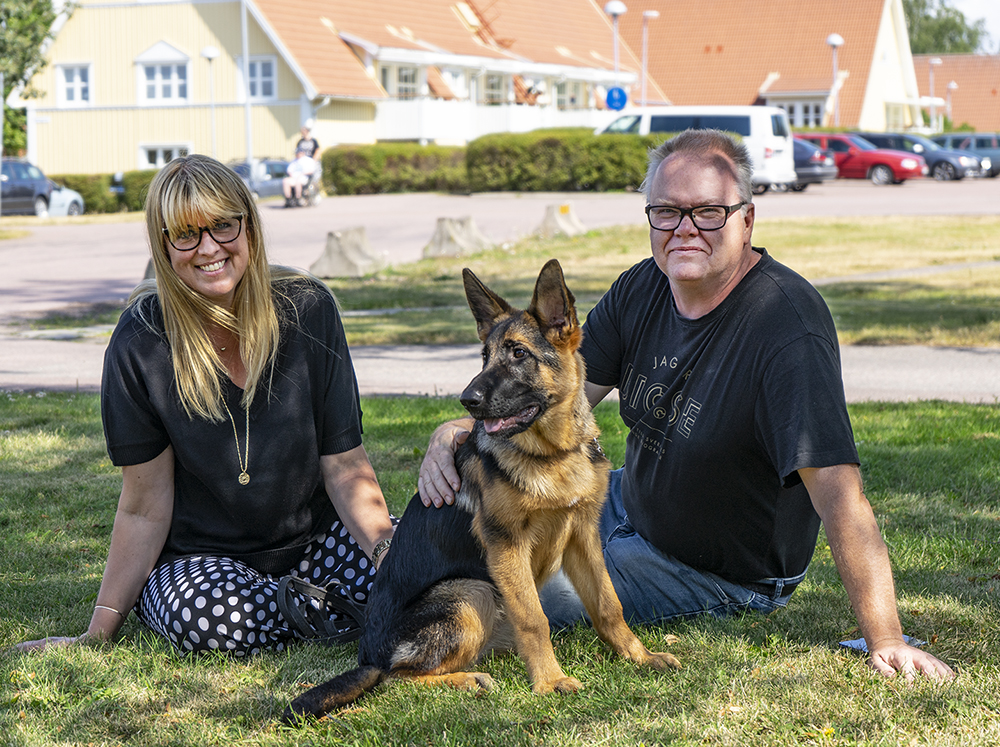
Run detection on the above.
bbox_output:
[541,468,804,629]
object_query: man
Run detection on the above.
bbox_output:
[282,147,319,208]
[418,129,954,682]
[295,119,320,159]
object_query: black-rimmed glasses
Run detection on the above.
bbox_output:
[645,203,747,232]
[163,215,243,251]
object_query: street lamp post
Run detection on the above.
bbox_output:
[641,10,659,106]
[928,57,942,131]
[826,33,844,127]
[946,80,958,121]
[201,46,220,158]
[603,1,627,86]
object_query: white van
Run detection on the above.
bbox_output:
[597,105,797,193]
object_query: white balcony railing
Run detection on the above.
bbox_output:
[374,97,621,144]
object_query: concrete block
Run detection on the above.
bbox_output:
[310,226,386,278]
[535,203,587,238]
[422,216,493,258]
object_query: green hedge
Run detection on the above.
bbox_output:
[48,169,158,214]
[323,143,468,195]
[48,173,119,214]
[50,130,664,210]
[466,129,660,192]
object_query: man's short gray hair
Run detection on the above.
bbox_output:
[641,129,754,205]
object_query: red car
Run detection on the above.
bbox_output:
[794,133,927,185]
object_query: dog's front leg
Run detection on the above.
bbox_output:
[562,527,681,671]
[485,543,582,694]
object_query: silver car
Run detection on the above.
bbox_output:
[228,159,290,199]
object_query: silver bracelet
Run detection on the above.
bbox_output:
[371,538,392,569]
[95,604,124,618]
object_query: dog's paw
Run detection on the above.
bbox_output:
[533,675,583,695]
[450,671,495,692]
[647,651,682,671]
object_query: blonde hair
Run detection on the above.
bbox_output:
[134,154,308,421]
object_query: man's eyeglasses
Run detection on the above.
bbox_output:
[163,215,243,251]
[645,203,747,232]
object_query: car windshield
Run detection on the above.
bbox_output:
[847,135,877,151]
[604,115,641,134]
[909,135,941,151]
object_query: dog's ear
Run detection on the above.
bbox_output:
[527,259,579,344]
[463,268,513,342]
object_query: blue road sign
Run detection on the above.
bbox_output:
[606,86,628,111]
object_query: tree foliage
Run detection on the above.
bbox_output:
[903,0,989,54]
[1,1,67,154]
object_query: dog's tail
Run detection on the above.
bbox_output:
[282,665,386,724]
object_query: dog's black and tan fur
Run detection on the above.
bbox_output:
[284,259,679,723]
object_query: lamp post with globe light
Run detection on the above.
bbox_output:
[928,57,942,131]
[826,33,844,127]
[604,1,627,86]
[641,10,659,106]
[946,80,958,121]
[201,46,220,158]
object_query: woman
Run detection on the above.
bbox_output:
[18,154,395,655]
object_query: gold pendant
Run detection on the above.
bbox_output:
[239,472,250,486]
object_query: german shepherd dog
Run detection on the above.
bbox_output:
[284,259,679,723]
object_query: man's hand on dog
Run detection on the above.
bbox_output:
[418,418,473,507]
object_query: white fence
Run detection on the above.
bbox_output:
[374,98,621,144]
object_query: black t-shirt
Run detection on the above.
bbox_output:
[295,136,320,158]
[101,277,362,574]
[581,250,859,583]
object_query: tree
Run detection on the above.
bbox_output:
[903,0,989,54]
[1,1,68,155]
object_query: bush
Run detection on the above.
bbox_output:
[466,129,658,192]
[323,143,467,195]
[48,173,120,214]
[120,169,159,213]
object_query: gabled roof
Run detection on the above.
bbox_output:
[252,0,667,101]
[614,0,890,125]
[912,53,1000,131]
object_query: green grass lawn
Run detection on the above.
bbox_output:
[2,392,999,746]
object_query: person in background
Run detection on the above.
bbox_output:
[282,147,319,208]
[16,154,394,656]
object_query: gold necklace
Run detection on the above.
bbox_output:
[221,399,250,486]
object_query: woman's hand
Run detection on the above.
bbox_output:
[12,635,86,653]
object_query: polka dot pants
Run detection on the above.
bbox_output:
[135,520,375,656]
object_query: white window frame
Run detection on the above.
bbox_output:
[56,63,92,107]
[139,143,191,169]
[236,55,278,102]
[484,73,505,105]
[397,66,419,99]
[135,42,191,106]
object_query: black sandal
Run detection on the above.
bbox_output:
[276,576,366,645]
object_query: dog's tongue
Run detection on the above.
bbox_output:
[484,417,513,434]
[482,406,537,434]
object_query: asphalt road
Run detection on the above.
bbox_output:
[1,178,998,401]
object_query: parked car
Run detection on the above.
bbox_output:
[854,131,986,181]
[790,138,838,191]
[793,133,927,184]
[47,180,85,216]
[932,133,1000,177]
[1,158,53,216]
[598,105,797,192]
[228,159,289,199]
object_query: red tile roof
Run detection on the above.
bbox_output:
[913,53,1000,131]
[614,0,889,126]
[252,0,669,102]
